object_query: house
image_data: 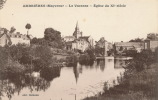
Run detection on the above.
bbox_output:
[114,42,145,53]
[64,22,94,52]
[0,28,30,47]
[63,36,75,42]
[72,38,90,52]
[144,40,158,52]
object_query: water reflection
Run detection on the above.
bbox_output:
[114,59,130,69]
[1,59,127,100]
[0,67,61,100]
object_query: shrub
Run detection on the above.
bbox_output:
[126,49,155,72]
[66,55,77,66]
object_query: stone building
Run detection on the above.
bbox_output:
[0,28,30,47]
[64,22,94,52]
[114,42,145,53]
[144,40,158,52]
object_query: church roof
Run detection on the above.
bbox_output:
[78,36,90,41]
[64,36,75,38]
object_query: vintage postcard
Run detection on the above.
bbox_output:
[0,0,158,100]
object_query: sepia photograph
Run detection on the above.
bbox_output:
[0,0,158,100]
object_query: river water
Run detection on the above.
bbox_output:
[1,58,128,100]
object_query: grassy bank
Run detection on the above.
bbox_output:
[84,49,158,100]
[84,63,158,100]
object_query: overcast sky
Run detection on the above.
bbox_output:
[0,0,158,42]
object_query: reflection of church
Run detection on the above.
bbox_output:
[96,59,105,71]
[64,22,94,52]
[73,64,83,83]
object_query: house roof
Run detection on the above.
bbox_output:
[77,36,90,43]
[79,36,89,41]
[0,32,12,44]
[114,42,144,48]
[0,30,30,40]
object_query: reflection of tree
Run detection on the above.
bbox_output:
[0,66,61,100]
[24,75,51,92]
[96,59,105,71]
[114,59,126,69]
[40,67,61,82]
[100,60,105,71]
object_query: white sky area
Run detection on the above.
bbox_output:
[0,0,158,42]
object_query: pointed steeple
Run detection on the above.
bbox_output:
[73,21,82,39]
[75,21,79,31]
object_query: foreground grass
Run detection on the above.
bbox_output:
[84,63,158,100]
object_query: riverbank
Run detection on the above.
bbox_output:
[84,63,158,100]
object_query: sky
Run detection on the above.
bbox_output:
[0,0,158,42]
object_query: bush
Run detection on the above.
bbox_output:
[155,47,158,62]
[31,45,53,71]
[126,49,155,72]
[124,49,138,57]
[4,60,25,76]
[0,46,9,70]
[66,55,77,67]
[40,67,60,81]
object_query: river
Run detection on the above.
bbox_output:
[0,58,128,100]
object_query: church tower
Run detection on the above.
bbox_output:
[73,21,82,39]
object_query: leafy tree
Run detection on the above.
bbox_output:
[127,49,154,72]
[119,46,123,51]
[0,46,9,69]
[44,28,61,42]
[95,37,106,56]
[129,38,143,42]
[30,37,38,44]
[85,48,95,61]
[32,45,52,71]
[155,47,158,62]
[9,27,16,33]
[25,23,31,35]
[124,49,137,57]
[147,33,158,40]
[44,28,63,48]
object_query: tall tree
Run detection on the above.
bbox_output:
[9,27,16,33]
[129,38,143,42]
[147,33,158,40]
[25,23,31,35]
[44,28,63,48]
[95,37,106,56]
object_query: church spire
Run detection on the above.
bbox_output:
[76,21,79,30]
[73,21,82,38]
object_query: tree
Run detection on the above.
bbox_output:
[9,27,16,33]
[155,47,158,62]
[25,23,31,35]
[129,38,143,42]
[44,28,61,42]
[95,37,106,56]
[127,49,154,72]
[147,33,158,40]
[119,46,123,51]
[44,28,63,48]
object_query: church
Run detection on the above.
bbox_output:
[64,22,94,52]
